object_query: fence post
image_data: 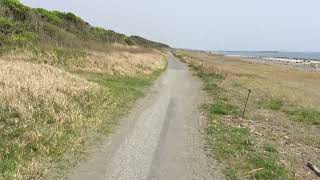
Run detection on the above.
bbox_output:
[242,89,252,118]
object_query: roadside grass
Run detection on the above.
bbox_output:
[77,71,162,135]
[0,51,166,179]
[173,50,307,179]
[202,75,291,180]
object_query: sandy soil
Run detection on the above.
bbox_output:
[67,54,225,180]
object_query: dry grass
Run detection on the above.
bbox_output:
[0,46,167,179]
[176,50,320,108]
[0,60,99,119]
[0,60,103,179]
[76,49,167,76]
[2,45,167,76]
[175,50,320,180]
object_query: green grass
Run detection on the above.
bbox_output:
[260,98,284,111]
[205,101,239,116]
[285,107,320,126]
[256,93,319,127]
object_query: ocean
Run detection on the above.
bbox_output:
[219,51,320,61]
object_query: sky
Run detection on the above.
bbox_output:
[21,0,320,52]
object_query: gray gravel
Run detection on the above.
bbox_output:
[69,54,225,180]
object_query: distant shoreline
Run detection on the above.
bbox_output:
[228,55,320,72]
[214,51,320,61]
[226,54,320,62]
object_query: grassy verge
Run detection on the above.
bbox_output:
[49,71,162,179]
[0,55,166,179]
[173,50,320,179]
[202,75,291,179]
[76,70,163,135]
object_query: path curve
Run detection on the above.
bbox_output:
[69,54,225,180]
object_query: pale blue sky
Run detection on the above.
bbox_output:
[21,0,320,52]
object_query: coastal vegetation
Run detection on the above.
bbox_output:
[0,0,168,179]
[174,50,320,180]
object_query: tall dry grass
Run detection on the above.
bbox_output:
[2,45,167,76]
[0,46,167,179]
[0,60,103,179]
[77,49,167,76]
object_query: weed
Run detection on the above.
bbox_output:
[206,101,239,116]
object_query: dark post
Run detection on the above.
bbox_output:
[242,89,252,118]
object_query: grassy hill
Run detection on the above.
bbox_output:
[0,0,169,179]
[0,0,169,53]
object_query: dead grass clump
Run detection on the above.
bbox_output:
[0,60,102,179]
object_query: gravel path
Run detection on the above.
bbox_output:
[69,54,225,180]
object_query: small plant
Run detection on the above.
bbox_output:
[207,101,239,116]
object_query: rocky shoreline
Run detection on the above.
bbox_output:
[232,55,320,72]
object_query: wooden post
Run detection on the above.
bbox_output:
[242,89,252,118]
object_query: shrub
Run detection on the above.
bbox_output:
[1,0,31,21]
[8,31,37,46]
[35,8,63,24]
[0,17,15,34]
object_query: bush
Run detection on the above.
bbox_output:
[0,17,15,34]
[35,8,63,24]
[8,31,38,46]
[1,0,31,21]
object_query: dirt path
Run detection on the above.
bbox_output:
[69,54,225,180]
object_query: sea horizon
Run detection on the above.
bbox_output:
[216,51,320,61]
